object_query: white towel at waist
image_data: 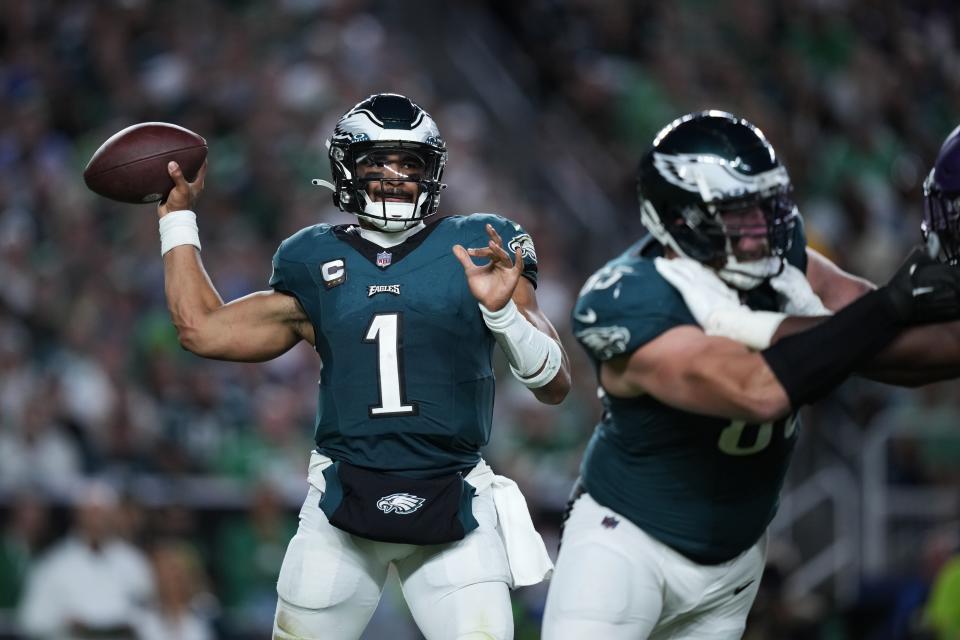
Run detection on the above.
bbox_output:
[306,451,553,588]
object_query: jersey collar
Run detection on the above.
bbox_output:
[333,220,444,270]
[357,222,426,248]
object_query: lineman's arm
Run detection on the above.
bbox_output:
[805,247,960,385]
[600,326,790,423]
[511,277,572,405]
[159,160,313,362]
[599,278,910,416]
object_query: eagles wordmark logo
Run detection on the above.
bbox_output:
[377,493,425,515]
[368,284,401,297]
[508,233,537,262]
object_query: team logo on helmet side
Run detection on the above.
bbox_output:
[333,108,437,144]
[652,152,791,202]
[377,493,425,515]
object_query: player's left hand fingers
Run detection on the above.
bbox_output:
[487,238,512,265]
[485,223,504,248]
[453,244,482,272]
[511,246,524,274]
[465,246,497,261]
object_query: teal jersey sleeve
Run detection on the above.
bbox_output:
[572,257,696,361]
[268,226,331,333]
[480,214,539,288]
[785,214,808,273]
[269,239,315,312]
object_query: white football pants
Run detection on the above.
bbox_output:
[542,492,766,640]
[272,466,515,640]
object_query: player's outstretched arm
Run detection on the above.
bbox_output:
[159,161,311,362]
[601,326,790,422]
[602,279,923,418]
[453,223,571,405]
[684,246,960,386]
[805,247,960,385]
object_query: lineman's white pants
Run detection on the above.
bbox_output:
[542,492,766,640]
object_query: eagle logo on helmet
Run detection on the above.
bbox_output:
[652,152,790,202]
[376,493,426,515]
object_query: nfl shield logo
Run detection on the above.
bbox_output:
[376,251,392,268]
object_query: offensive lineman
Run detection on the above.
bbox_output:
[542,111,960,639]
[156,94,570,640]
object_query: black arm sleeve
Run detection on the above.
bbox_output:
[761,289,901,408]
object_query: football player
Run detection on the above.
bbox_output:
[923,124,960,267]
[542,111,960,639]
[155,93,571,640]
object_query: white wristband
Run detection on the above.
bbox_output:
[159,210,201,256]
[479,300,563,389]
[703,308,786,350]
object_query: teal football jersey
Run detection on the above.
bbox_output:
[270,214,538,478]
[571,224,807,563]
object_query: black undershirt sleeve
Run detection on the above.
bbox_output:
[761,289,901,408]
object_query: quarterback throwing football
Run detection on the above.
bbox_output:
[157,94,570,640]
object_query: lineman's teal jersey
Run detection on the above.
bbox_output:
[270,214,538,478]
[571,226,807,563]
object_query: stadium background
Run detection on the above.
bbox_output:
[1,0,959,638]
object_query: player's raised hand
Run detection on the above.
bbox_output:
[654,256,741,321]
[453,223,524,311]
[159,159,207,219]
[769,263,832,316]
[655,256,786,349]
[884,244,960,324]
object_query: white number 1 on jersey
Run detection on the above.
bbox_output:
[364,313,417,417]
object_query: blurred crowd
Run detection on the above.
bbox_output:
[0,0,959,638]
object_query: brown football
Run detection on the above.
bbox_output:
[83,122,207,204]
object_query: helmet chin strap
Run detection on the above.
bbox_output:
[312,176,431,233]
[718,255,784,290]
[359,191,428,232]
